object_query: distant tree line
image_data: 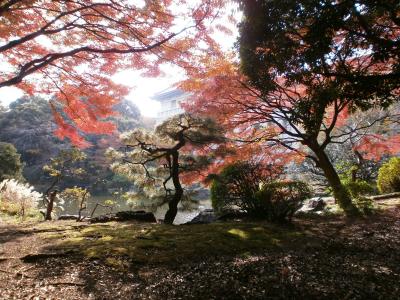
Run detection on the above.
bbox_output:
[0,96,145,195]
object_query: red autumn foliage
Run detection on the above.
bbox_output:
[182,56,400,177]
[0,0,228,147]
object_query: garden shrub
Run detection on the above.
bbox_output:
[353,196,374,216]
[210,161,311,222]
[210,161,275,214]
[338,172,376,215]
[342,180,375,198]
[377,157,400,193]
[0,179,41,217]
[0,142,23,181]
[254,181,312,222]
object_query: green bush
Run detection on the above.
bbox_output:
[210,161,311,222]
[0,142,23,181]
[377,157,400,193]
[210,161,275,214]
[353,196,374,216]
[254,181,312,222]
[343,180,375,198]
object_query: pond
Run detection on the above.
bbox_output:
[60,195,212,225]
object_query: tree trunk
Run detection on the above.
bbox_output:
[351,168,358,182]
[164,152,183,224]
[312,147,358,216]
[77,192,88,222]
[45,190,57,220]
[351,149,364,182]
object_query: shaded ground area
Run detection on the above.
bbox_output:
[0,199,399,299]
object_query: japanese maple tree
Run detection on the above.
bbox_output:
[0,0,226,146]
[184,0,400,215]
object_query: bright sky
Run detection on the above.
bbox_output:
[112,22,238,117]
[0,86,24,107]
[111,64,186,117]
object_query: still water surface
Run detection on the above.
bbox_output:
[61,196,212,225]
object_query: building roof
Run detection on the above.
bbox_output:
[151,88,186,102]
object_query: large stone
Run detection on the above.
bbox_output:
[217,211,247,221]
[90,210,157,223]
[89,211,157,223]
[58,214,80,221]
[298,198,327,213]
[185,209,217,224]
[89,215,117,223]
[115,211,157,223]
[308,198,327,211]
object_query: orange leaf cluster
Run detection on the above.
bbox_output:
[0,0,227,147]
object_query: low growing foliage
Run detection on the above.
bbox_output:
[377,157,400,193]
[210,161,277,214]
[211,162,310,222]
[353,196,375,216]
[255,181,312,222]
[342,180,375,198]
[0,179,41,217]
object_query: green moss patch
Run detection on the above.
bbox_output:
[41,221,303,266]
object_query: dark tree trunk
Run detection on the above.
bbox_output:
[351,168,358,182]
[77,191,88,222]
[45,190,57,220]
[351,149,364,182]
[44,177,60,221]
[312,147,358,216]
[164,152,183,224]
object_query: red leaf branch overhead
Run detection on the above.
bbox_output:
[0,0,227,146]
[182,53,400,166]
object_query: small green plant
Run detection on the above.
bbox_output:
[210,161,309,222]
[0,179,41,218]
[342,180,375,198]
[353,196,374,216]
[255,181,312,222]
[377,157,400,193]
[104,199,115,206]
[210,161,279,214]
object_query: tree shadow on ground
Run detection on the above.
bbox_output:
[0,224,36,246]
[24,208,400,299]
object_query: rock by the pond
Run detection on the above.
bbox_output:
[308,198,327,211]
[185,209,217,224]
[58,214,80,221]
[115,211,157,223]
[90,215,118,223]
[90,211,157,223]
[217,211,247,221]
[298,198,327,213]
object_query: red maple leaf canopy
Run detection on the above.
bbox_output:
[0,0,228,147]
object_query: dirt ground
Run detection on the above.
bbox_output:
[0,199,399,300]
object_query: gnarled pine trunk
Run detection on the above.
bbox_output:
[164,152,183,224]
[45,190,57,220]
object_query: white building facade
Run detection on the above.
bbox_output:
[152,88,190,123]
